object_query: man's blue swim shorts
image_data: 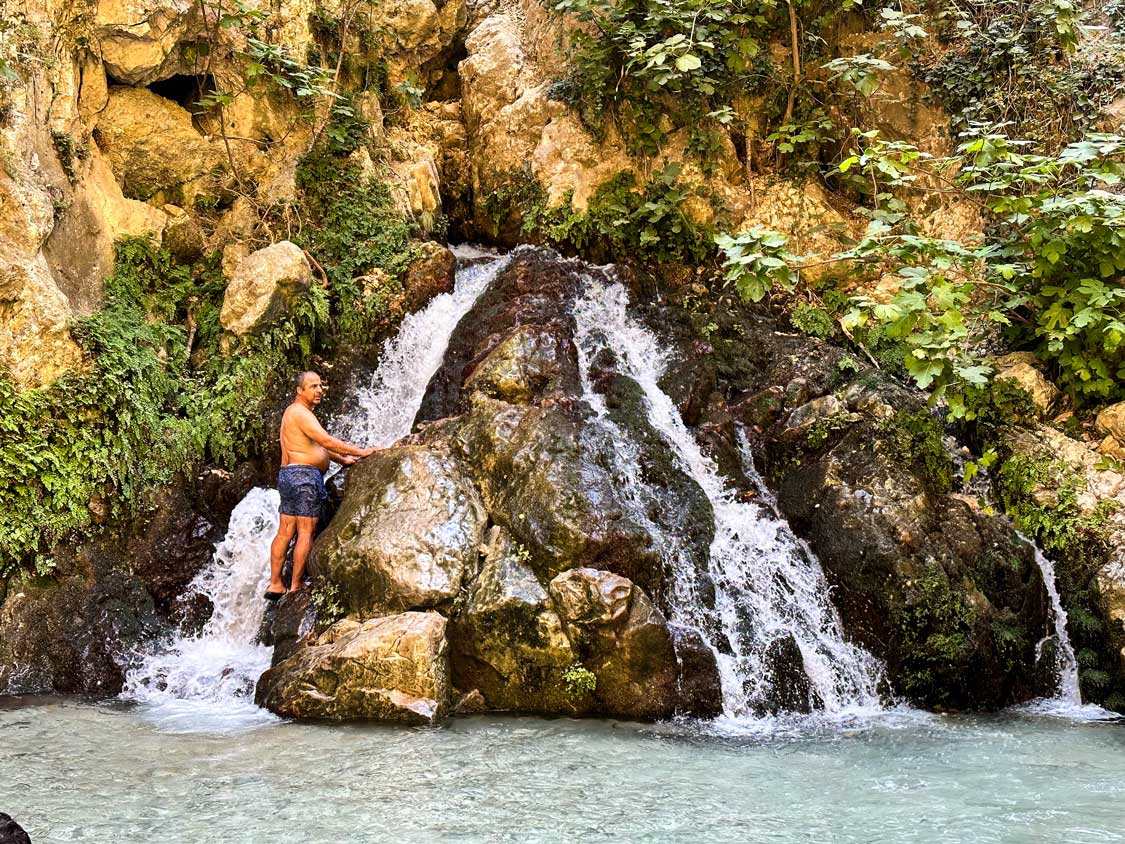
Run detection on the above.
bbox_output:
[277,464,327,518]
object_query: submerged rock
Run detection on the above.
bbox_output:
[255,611,450,724]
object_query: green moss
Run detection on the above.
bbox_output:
[877,410,954,494]
[995,451,1124,706]
[563,662,597,697]
[789,303,836,339]
[483,165,719,265]
[892,564,978,702]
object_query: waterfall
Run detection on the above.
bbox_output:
[572,277,884,719]
[1021,534,1082,704]
[121,248,507,732]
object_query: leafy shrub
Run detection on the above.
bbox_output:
[719,128,1125,409]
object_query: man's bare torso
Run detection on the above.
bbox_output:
[280,403,330,472]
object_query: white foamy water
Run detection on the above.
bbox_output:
[120,488,282,733]
[572,277,884,719]
[121,250,507,733]
[1014,532,1117,719]
[333,247,509,451]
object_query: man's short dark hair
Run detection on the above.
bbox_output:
[295,370,318,390]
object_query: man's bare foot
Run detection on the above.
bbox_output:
[267,579,287,595]
[288,582,305,592]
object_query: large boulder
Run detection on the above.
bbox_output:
[448,395,664,588]
[311,446,487,617]
[547,568,685,720]
[448,531,722,718]
[255,611,451,724]
[219,240,312,336]
[93,86,220,203]
[448,526,578,712]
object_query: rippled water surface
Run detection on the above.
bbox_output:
[3,700,1124,844]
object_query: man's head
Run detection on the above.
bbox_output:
[295,370,324,407]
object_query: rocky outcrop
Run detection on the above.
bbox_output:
[219,241,312,336]
[255,611,451,724]
[403,241,456,311]
[996,423,1125,707]
[692,307,1055,710]
[260,251,723,722]
[0,545,161,695]
[311,446,488,616]
[94,86,220,204]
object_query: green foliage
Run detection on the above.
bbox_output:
[995,454,1115,555]
[790,302,836,338]
[877,410,954,493]
[918,0,1123,145]
[488,165,717,264]
[292,146,416,337]
[893,563,977,700]
[553,165,716,263]
[716,227,801,301]
[719,128,1125,409]
[563,662,597,697]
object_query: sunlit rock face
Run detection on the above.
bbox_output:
[256,611,452,724]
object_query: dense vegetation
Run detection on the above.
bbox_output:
[0,146,413,577]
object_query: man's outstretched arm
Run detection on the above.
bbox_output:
[296,409,376,457]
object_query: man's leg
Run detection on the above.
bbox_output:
[290,515,318,591]
[268,515,297,594]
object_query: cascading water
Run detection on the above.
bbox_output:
[1021,533,1084,709]
[121,247,508,732]
[572,276,885,720]
[120,488,282,733]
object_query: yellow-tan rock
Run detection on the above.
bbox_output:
[219,240,311,336]
[993,352,1060,418]
[1095,402,1125,444]
[255,611,451,723]
[94,86,219,202]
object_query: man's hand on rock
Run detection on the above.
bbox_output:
[359,446,379,458]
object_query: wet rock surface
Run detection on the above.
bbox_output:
[256,611,451,724]
[697,309,1054,709]
[311,445,488,617]
[0,544,161,695]
[263,251,723,722]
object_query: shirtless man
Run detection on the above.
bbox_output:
[266,371,376,599]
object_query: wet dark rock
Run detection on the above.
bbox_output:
[417,248,583,422]
[670,625,724,717]
[403,242,456,313]
[771,411,1051,710]
[261,590,315,667]
[759,635,818,715]
[0,813,31,844]
[0,543,161,695]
